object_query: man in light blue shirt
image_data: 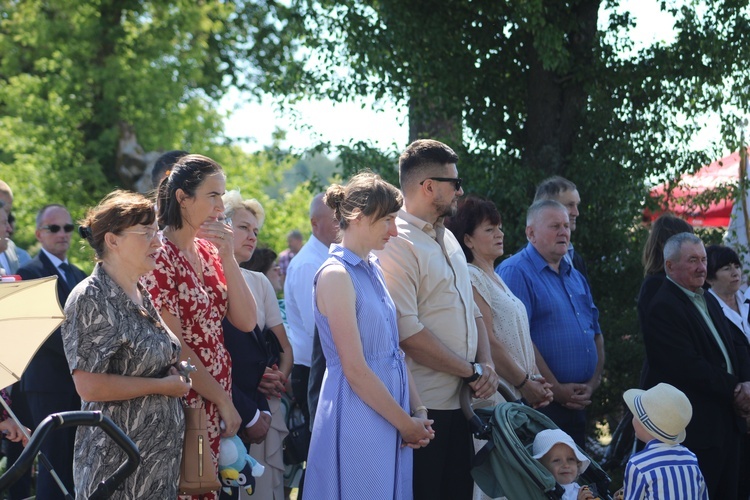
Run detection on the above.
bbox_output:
[497,200,604,446]
[284,193,339,424]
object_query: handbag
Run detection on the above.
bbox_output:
[178,405,222,495]
[262,326,283,368]
[283,399,311,465]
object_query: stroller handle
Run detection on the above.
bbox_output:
[460,381,519,440]
[0,411,141,499]
[460,384,493,440]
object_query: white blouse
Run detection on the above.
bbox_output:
[468,264,536,401]
[709,288,750,344]
[240,268,283,331]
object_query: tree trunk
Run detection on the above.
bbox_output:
[522,0,600,178]
[408,87,463,147]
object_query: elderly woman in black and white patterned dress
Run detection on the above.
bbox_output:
[61,190,191,499]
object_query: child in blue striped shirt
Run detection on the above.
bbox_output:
[619,383,708,500]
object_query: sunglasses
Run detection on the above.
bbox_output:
[42,224,75,234]
[420,177,463,191]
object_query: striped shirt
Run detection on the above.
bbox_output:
[624,440,707,500]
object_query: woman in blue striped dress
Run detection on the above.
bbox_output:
[303,172,435,499]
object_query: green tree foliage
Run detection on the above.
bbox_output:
[0,0,309,268]
[219,145,314,256]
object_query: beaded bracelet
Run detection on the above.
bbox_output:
[514,373,530,390]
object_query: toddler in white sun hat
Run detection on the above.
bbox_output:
[618,383,707,500]
[532,428,597,500]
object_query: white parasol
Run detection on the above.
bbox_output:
[0,275,71,498]
[0,276,65,389]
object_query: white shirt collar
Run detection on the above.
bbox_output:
[41,248,67,268]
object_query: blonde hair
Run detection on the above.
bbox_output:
[222,190,265,229]
[324,171,402,230]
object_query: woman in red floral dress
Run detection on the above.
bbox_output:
[143,154,257,500]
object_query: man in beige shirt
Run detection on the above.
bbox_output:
[376,139,499,500]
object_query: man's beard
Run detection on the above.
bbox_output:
[436,198,457,218]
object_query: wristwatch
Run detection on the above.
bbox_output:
[464,362,483,383]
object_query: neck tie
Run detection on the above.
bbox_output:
[58,262,75,288]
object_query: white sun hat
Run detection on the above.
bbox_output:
[623,383,692,445]
[532,428,590,475]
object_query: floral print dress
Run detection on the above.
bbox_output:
[143,238,231,500]
[0,388,10,421]
[62,264,184,499]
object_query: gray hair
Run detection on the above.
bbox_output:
[663,232,703,265]
[526,199,568,226]
[221,190,265,229]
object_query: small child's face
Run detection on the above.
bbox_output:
[539,443,580,485]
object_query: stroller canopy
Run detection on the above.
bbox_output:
[471,402,611,500]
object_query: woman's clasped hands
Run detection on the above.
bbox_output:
[258,364,286,399]
[400,412,435,449]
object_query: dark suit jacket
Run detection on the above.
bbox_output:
[222,319,270,428]
[17,251,87,394]
[636,272,666,387]
[571,249,589,284]
[643,278,750,449]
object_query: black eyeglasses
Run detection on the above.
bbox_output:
[41,224,75,233]
[420,177,463,191]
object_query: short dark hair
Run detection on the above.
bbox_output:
[156,154,224,229]
[79,190,156,260]
[151,150,189,190]
[444,196,502,263]
[242,247,278,274]
[398,139,459,190]
[705,245,741,284]
[534,176,577,202]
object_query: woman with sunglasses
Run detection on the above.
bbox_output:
[60,190,191,498]
[144,154,257,500]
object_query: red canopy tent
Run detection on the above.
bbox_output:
[644,152,741,228]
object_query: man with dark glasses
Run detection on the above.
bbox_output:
[17,203,86,499]
[376,139,499,500]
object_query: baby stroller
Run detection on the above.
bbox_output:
[461,386,613,500]
[0,411,140,499]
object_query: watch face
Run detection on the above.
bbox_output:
[475,363,483,377]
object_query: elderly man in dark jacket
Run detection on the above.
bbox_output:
[643,232,750,499]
